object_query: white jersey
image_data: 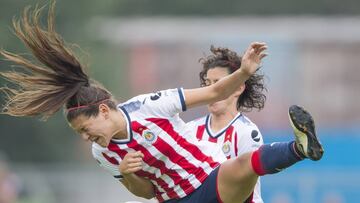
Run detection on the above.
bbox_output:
[187,113,264,203]
[92,88,226,202]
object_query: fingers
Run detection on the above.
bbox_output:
[249,42,266,53]
[127,161,143,168]
[240,42,268,76]
[248,42,268,59]
[127,151,144,162]
[256,45,267,55]
[120,151,144,174]
[250,42,266,49]
[260,52,268,60]
[127,156,143,163]
[133,151,144,158]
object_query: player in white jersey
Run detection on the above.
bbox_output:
[187,46,265,203]
[189,115,263,203]
[91,88,229,201]
[1,3,324,203]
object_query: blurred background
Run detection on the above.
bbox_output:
[0,0,359,202]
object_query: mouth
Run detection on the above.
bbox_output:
[93,137,108,147]
[90,137,99,143]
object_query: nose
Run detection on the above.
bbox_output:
[80,133,90,141]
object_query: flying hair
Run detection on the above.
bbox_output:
[0,1,90,120]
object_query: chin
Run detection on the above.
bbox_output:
[208,105,222,113]
[97,140,108,148]
[208,104,217,111]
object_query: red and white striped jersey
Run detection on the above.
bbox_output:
[187,113,264,203]
[92,88,226,202]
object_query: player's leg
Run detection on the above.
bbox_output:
[216,105,324,202]
[217,152,258,203]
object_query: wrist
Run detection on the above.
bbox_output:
[237,68,252,79]
[122,172,134,177]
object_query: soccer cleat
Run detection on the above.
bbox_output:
[288,105,324,161]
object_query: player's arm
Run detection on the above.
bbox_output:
[119,151,155,199]
[120,174,155,199]
[184,42,267,109]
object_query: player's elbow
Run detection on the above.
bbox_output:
[142,193,156,200]
[128,184,155,199]
[132,190,155,199]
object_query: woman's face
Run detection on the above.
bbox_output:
[204,67,240,115]
[69,105,117,148]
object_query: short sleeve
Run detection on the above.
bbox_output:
[236,125,264,156]
[140,88,187,117]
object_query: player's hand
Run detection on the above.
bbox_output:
[240,42,268,76]
[119,151,144,175]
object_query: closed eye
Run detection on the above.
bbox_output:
[79,127,88,134]
[91,137,99,142]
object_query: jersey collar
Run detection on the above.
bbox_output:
[205,112,242,138]
[110,105,133,144]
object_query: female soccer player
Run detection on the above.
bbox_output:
[0,3,324,203]
[187,46,267,203]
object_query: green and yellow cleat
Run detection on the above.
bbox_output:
[288,105,324,161]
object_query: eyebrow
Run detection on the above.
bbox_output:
[79,127,87,132]
[73,125,85,133]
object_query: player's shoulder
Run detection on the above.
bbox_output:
[235,114,260,129]
[120,88,181,109]
[235,114,263,143]
[118,91,161,115]
[234,114,262,136]
[186,115,207,130]
[188,115,207,125]
[91,143,122,165]
[119,88,186,120]
[91,142,108,158]
[91,143,122,177]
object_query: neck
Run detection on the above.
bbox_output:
[210,111,239,133]
[112,110,128,140]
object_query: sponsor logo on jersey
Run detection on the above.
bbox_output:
[222,141,231,156]
[251,130,261,142]
[142,130,157,144]
[150,92,162,100]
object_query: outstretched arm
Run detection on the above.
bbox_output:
[184,42,267,109]
[119,151,155,199]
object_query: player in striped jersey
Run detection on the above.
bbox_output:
[186,46,266,203]
[1,3,324,203]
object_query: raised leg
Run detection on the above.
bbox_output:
[216,105,324,202]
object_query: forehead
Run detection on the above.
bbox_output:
[206,67,230,79]
[68,114,90,130]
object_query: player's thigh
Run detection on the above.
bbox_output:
[217,152,259,203]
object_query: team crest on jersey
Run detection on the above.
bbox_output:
[142,130,157,144]
[222,141,231,156]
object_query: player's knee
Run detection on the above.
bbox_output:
[233,153,258,182]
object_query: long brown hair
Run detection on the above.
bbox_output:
[199,45,267,112]
[0,1,116,121]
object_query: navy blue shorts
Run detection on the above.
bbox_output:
[163,166,222,203]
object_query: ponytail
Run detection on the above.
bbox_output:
[0,1,90,120]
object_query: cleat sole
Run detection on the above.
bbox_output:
[289,105,324,161]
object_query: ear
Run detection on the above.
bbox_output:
[233,84,246,97]
[98,103,111,118]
